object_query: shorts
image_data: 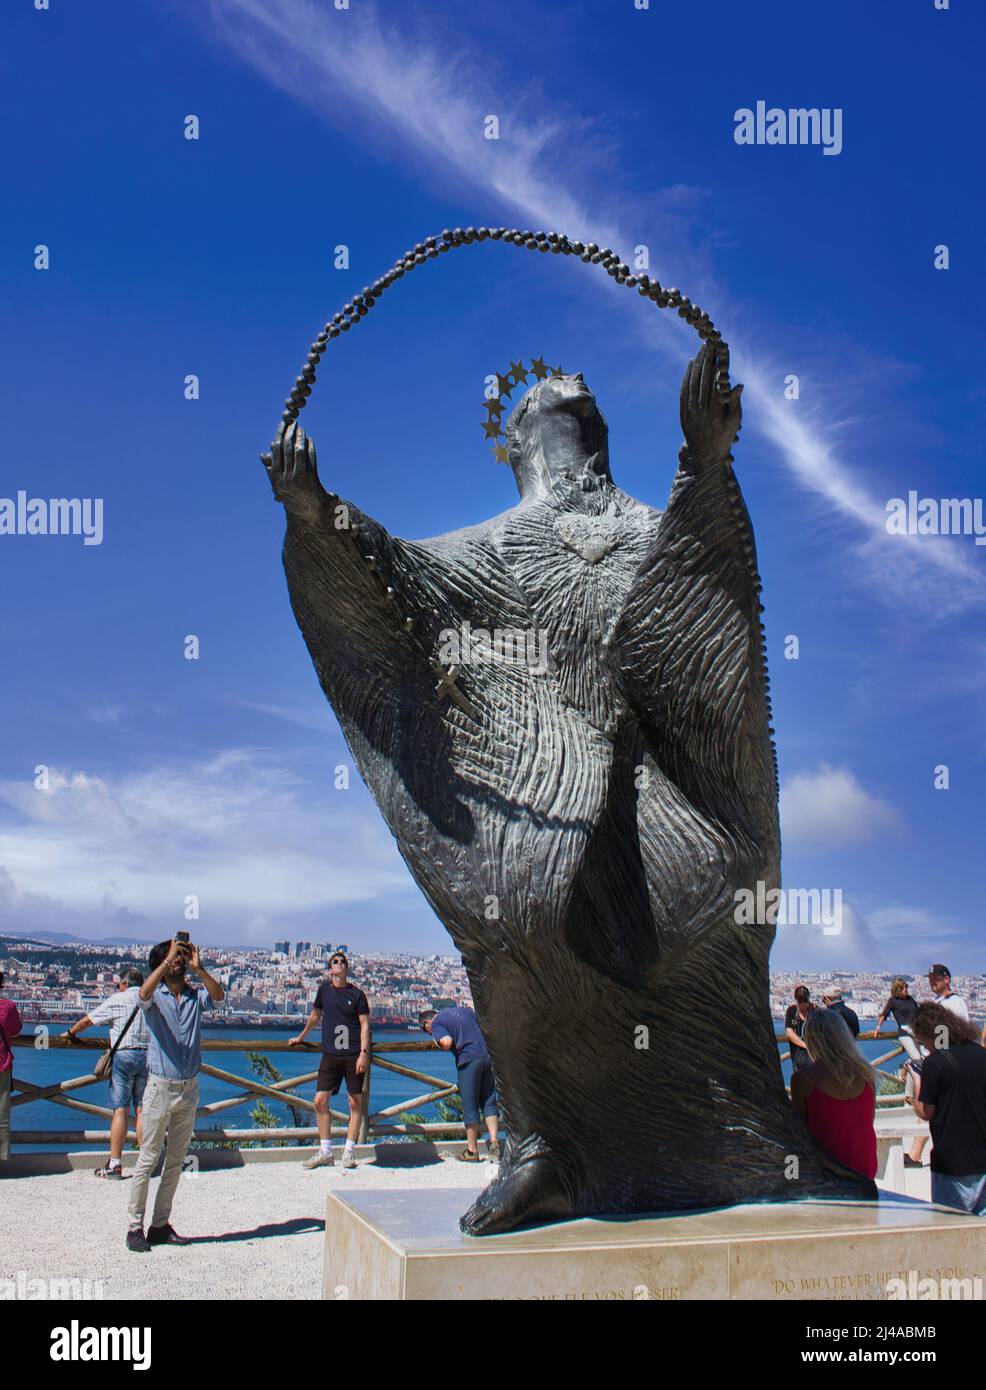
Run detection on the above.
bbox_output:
[457,1057,498,1126]
[317,1054,364,1096]
[110,1049,149,1110]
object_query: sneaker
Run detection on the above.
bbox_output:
[126,1227,151,1253]
[95,1165,123,1180]
[341,1148,357,1170]
[302,1149,335,1169]
[486,1139,501,1161]
[457,1147,481,1163]
[147,1223,190,1246]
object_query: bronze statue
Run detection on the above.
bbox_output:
[263,341,875,1234]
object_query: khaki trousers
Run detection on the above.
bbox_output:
[127,1075,199,1229]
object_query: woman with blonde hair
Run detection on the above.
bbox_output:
[790,1007,879,1179]
[875,977,922,1063]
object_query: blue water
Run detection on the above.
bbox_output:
[10,1021,902,1152]
[10,1027,459,1151]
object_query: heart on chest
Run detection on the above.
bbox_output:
[554,514,622,565]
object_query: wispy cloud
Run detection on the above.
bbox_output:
[187,0,985,611]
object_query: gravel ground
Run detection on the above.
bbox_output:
[1,1149,495,1301]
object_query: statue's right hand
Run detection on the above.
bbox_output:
[261,422,325,512]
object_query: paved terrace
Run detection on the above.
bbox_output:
[1,1120,934,1300]
[1,1144,491,1300]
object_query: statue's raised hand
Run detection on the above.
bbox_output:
[261,422,327,519]
[679,342,742,465]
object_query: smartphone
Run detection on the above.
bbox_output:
[175,931,190,944]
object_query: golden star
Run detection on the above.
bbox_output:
[496,372,513,399]
[493,444,509,464]
[509,360,529,387]
[483,418,503,440]
[550,364,565,377]
[530,356,549,381]
[482,397,503,417]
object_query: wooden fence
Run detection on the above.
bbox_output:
[8,1028,909,1149]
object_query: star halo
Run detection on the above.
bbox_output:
[482,355,564,463]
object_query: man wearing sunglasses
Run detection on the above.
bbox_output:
[290,952,370,1169]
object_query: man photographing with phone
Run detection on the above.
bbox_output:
[125,936,225,1253]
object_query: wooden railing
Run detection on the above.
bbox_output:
[8,1035,467,1147]
[8,1027,909,1149]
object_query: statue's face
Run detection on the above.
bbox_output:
[538,372,598,422]
[508,371,610,499]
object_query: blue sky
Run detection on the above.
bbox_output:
[2,0,984,971]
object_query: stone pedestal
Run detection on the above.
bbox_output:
[322,1188,986,1301]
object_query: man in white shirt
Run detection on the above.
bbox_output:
[64,969,150,1178]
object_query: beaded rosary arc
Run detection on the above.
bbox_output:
[263,226,733,454]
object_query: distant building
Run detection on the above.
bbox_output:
[293,941,311,958]
[274,940,290,956]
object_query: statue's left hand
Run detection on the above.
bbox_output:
[679,342,742,464]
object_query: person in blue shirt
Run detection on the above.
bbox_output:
[420,1005,499,1162]
[125,938,224,1253]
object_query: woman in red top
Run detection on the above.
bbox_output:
[790,1006,878,1180]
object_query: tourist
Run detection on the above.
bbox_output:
[290,951,370,1171]
[911,1002,986,1216]
[784,985,816,1071]
[875,977,921,1061]
[906,964,970,1169]
[64,968,149,1179]
[926,963,969,1020]
[821,986,860,1038]
[419,1005,500,1161]
[789,1007,878,1180]
[125,938,225,1253]
[0,969,23,1163]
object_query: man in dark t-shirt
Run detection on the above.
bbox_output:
[290,952,370,1170]
[912,1003,986,1216]
[420,1005,499,1162]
